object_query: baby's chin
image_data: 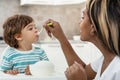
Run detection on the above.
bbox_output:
[34,36,39,42]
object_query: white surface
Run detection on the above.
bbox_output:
[73,35,80,41]
[0,71,66,80]
[20,0,86,5]
[72,42,102,64]
[30,61,55,76]
[39,43,68,72]
[39,41,102,65]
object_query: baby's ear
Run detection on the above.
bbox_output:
[14,33,22,41]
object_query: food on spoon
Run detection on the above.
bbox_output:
[47,22,53,27]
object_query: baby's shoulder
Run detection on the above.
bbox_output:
[5,46,15,51]
[3,46,16,55]
[32,44,44,51]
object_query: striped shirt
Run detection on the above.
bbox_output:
[0,45,49,73]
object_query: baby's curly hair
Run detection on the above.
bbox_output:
[3,14,33,48]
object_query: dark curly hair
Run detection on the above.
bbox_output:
[3,14,33,48]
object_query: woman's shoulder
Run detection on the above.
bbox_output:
[112,56,120,69]
[108,56,120,79]
[90,55,104,72]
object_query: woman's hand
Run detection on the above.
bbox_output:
[65,61,87,80]
[43,19,66,41]
[25,65,31,75]
[4,70,19,75]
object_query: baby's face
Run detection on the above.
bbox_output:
[20,22,39,43]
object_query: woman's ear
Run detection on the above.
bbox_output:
[14,34,22,41]
[90,24,96,35]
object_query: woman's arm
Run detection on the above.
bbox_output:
[43,19,85,66]
[59,36,96,80]
[59,35,85,66]
[43,19,96,79]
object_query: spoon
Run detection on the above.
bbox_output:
[37,27,44,35]
[47,22,53,27]
[37,23,53,35]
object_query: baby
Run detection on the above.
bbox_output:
[0,14,49,75]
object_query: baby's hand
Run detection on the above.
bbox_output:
[25,65,31,75]
[4,70,19,75]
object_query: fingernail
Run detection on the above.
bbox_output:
[74,61,77,63]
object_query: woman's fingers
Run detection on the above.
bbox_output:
[65,67,73,80]
[43,19,66,41]
[65,63,79,80]
[43,19,55,37]
[65,61,87,80]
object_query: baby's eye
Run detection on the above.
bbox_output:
[28,27,33,30]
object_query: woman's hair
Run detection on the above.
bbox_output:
[86,0,120,56]
[3,14,33,48]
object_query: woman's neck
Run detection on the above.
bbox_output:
[91,38,116,60]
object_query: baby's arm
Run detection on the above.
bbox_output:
[4,70,19,75]
[24,65,31,75]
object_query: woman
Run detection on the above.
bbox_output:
[43,0,120,80]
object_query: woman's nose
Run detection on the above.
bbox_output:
[79,20,82,24]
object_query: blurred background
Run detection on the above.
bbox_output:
[0,0,86,40]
